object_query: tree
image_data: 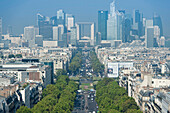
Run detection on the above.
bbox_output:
[30,75,78,113]
[108,109,120,113]
[17,106,32,113]
[90,51,104,75]
[96,78,141,112]
[56,69,67,77]
[69,52,82,74]
[126,109,143,113]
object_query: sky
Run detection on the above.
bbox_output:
[0,0,170,36]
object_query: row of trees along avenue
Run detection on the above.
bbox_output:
[17,75,79,113]
[69,52,82,75]
[90,51,104,75]
[96,78,142,113]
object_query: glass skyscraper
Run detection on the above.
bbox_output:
[39,21,53,41]
[117,12,125,41]
[98,10,108,40]
[132,10,144,38]
[153,14,163,36]
[125,14,132,42]
[146,27,154,48]
[37,13,46,26]
[37,13,53,41]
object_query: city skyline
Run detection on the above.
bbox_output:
[0,0,170,36]
[0,0,170,113]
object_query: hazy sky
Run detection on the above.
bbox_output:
[0,0,170,36]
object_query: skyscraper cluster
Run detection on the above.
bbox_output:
[23,10,76,48]
[0,0,168,49]
[98,0,165,48]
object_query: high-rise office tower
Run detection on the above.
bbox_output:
[107,16,117,40]
[58,25,64,41]
[117,12,125,41]
[133,10,140,25]
[153,13,163,36]
[39,21,53,41]
[110,0,116,17]
[62,32,70,47]
[53,26,59,41]
[145,27,154,48]
[37,13,46,26]
[107,0,125,42]
[0,18,2,40]
[66,14,75,31]
[154,26,160,45]
[98,11,108,40]
[53,25,64,41]
[24,26,38,47]
[50,16,57,26]
[57,10,65,26]
[160,36,165,47]
[35,35,43,47]
[70,27,77,46]
[125,14,132,42]
[145,19,154,48]
[37,13,53,41]
[132,10,144,38]
[107,0,117,41]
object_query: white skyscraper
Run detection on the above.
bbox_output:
[154,26,160,45]
[107,0,125,44]
[0,18,2,40]
[24,26,37,47]
[53,26,59,41]
[58,25,64,41]
[160,36,165,47]
[67,16,75,30]
[154,26,160,38]
[110,0,116,17]
[70,27,77,45]
[145,19,154,48]
[65,14,75,30]
[107,0,117,41]
[107,16,117,41]
[53,25,64,41]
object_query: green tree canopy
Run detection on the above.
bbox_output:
[96,78,141,113]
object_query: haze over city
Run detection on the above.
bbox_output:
[0,0,170,36]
